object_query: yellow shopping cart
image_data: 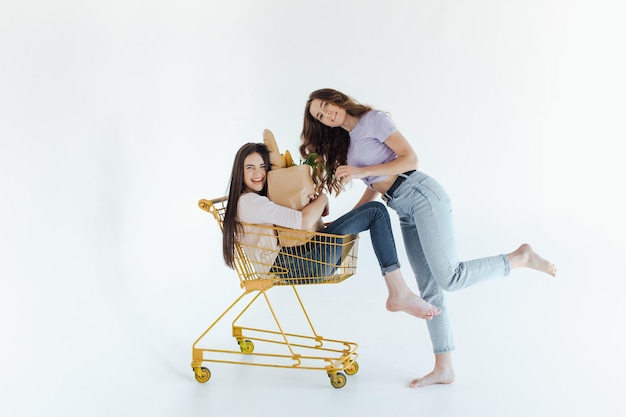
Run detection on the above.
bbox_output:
[191,196,360,388]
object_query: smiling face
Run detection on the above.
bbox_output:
[242,152,267,193]
[309,98,347,128]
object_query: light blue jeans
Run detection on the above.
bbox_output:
[385,171,510,354]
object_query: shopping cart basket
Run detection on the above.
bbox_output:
[191,196,360,388]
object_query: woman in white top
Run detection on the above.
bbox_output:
[222,142,440,320]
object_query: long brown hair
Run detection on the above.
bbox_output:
[222,142,271,268]
[300,88,372,194]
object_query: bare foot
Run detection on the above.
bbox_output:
[409,367,455,388]
[411,351,455,388]
[386,293,440,320]
[508,243,557,276]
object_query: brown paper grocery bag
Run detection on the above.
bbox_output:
[267,164,320,247]
[267,164,315,209]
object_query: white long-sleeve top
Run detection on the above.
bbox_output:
[237,192,302,276]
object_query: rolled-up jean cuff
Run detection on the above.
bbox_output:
[433,346,456,354]
[381,263,401,276]
[501,254,510,276]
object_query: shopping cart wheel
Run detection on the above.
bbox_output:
[329,372,347,389]
[194,367,211,383]
[238,339,255,353]
[344,361,359,376]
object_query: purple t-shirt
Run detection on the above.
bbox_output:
[347,110,398,188]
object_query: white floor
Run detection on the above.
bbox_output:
[2,210,624,417]
[2,1,625,416]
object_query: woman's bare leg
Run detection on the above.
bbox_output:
[410,352,455,388]
[508,243,557,276]
[384,270,440,319]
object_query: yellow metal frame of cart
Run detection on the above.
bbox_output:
[191,197,360,388]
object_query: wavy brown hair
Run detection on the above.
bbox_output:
[222,143,271,268]
[300,88,372,195]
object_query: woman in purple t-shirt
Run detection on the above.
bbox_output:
[301,88,557,388]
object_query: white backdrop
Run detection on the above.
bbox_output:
[1,1,625,416]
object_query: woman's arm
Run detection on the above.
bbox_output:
[301,193,328,231]
[335,130,419,181]
[240,192,326,232]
